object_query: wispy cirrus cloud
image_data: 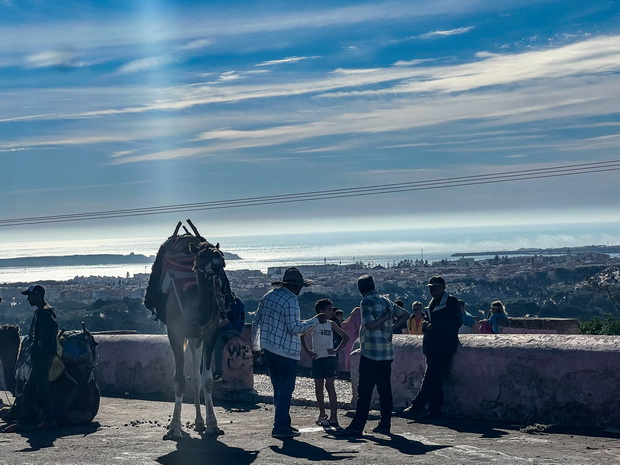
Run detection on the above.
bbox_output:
[218,71,241,81]
[415,26,475,39]
[117,55,174,74]
[109,68,619,165]
[325,35,620,97]
[255,56,320,67]
[4,35,619,128]
[25,48,107,69]
[180,38,213,50]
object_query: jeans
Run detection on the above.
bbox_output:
[19,357,55,424]
[411,352,454,415]
[263,350,298,432]
[349,356,393,431]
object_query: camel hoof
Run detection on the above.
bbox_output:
[202,427,224,437]
[163,430,184,441]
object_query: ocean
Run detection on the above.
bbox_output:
[0,224,619,284]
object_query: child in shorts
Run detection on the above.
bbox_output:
[302,298,349,428]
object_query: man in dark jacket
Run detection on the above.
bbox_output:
[403,276,461,420]
[4,285,58,432]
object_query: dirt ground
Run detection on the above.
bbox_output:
[1,395,619,465]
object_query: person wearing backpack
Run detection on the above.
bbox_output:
[213,296,245,382]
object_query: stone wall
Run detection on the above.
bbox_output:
[503,317,580,334]
[95,334,254,400]
[350,334,620,428]
[95,332,620,428]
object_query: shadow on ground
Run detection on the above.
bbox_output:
[270,437,357,462]
[368,433,450,456]
[157,436,258,465]
[419,417,620,440]
[7,421,100,453]
[413,417,513,439]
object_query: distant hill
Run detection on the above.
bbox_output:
[452,244,620,257]
[0,252,241,268]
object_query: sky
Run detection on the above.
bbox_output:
[1,0,619,247]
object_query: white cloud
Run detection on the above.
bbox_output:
[4,34,620,166]
[255,56,320,67]
[109,72,619,164]
[35,36,619,124]
[111,149,137,158]
[23,48,110,70]
[181,38,213,50]
[24,49,98,68]
[0,1,489,55]
[117,55,174,74]
[218,71,241,81]
[393,59,433,66]
[325,35,620,96]
[415,26,475,39]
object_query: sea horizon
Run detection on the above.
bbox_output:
[1,223,619,284]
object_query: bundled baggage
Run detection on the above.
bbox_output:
[8,323,100,426]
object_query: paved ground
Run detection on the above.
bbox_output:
[1,380,619,465]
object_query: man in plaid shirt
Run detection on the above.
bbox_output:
[337,274,394,437]
[252,267,323,438]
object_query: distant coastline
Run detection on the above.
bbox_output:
[451,244,620,257]
[0,252,242,268]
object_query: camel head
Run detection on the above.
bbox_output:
[190,241,226,277]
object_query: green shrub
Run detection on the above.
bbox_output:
[580,315,620,335]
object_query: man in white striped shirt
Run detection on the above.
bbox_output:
[252,267,323,438]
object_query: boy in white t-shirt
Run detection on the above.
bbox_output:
[302,298,349,428]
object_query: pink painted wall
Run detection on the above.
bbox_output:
[350,334,620,428]
[95,334,253,400]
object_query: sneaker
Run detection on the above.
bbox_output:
[0,406,14,422]
[372,425,391,435]
[316,415,329,426]
[272,428,301,438]
[334,427,363,438]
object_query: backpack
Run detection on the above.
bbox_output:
[226,297,245,333]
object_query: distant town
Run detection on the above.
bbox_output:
[1,247,619,324]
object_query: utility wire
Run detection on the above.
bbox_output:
[1,159,618,227]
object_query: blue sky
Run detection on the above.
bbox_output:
[1,0,619,246]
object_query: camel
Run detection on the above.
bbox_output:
[145,219,233,440]
[0,323,100,425]
[0,325,20,395]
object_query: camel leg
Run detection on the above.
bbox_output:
[201,331,223,436]
[164,333,186,440]
[189,341,206,433]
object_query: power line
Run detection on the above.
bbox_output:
[1,159,619,227]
